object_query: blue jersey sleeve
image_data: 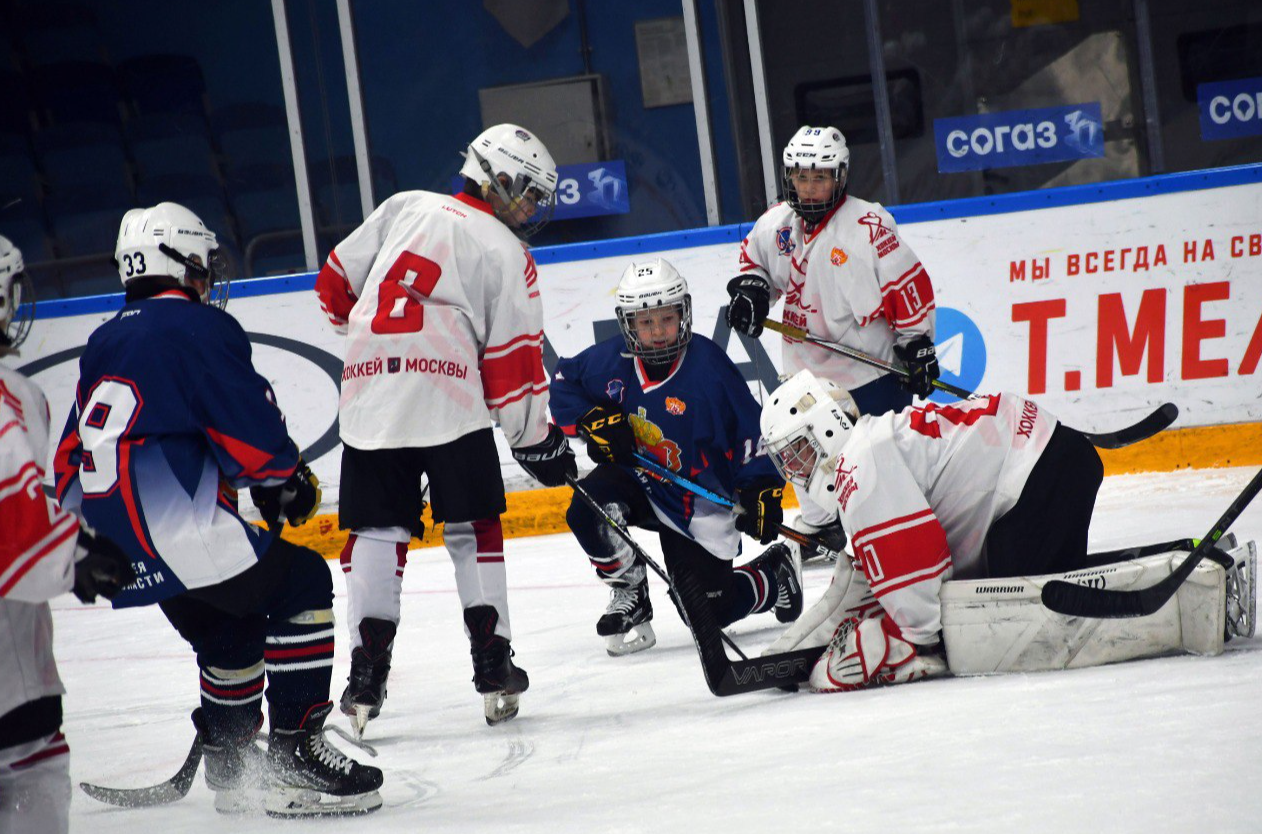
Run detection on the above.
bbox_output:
[716,358,780,489]
[550,348,603,436]
[193,314,299,488]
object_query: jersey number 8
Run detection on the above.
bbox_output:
[370,251,442,334]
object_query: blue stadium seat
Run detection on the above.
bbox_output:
[46,183,130,256]
[30,60,123,126]
[219,125,292,181]
[135,173,237,249]
[0,211,54,263]
[34,122,131,191]
[226,162,301,242]
[247,234,306,278]
[119,53,207,117]
[127,112,218,181]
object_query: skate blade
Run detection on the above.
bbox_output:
[604,622,657,657]
[213,786,268,816]
[352,705,372,740]
[264,787,383,818]
[483,692,520,726]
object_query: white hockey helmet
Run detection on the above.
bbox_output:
[782,125,849,225]
[760,370,859,490]
[0,235,34,352]
[459,123,559,239]
[614,258,693,365]
[114,202,229,308]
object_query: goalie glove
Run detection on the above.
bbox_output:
[512,423,577,487]
[725,276,771,337]
[576,404,635,465]
[893,334,940,399]
[809,615,948,692]
[732,478,785,545]
[251,458,322,528]
[72,528,136,604]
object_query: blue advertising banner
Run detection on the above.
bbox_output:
[933,103,1105,173]
[451,160,630,221]
[1198,77,1262,141]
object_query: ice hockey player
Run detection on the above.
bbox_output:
[55,205,383,817]
[551,258,802,656]
[0,236,134,833]
[727,125,940,562]
[759,370,1256,690]
[314,124,575,731]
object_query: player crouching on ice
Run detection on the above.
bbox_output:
[759,370,1256,691]
[552,259,803,657]
[57,204,382,816]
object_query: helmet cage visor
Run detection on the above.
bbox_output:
[470,149,556,239]
[783,165,846,225]
[1,270,34,350]
[615,295,692,365]
[766,429,823,487]
[157,242,230,309]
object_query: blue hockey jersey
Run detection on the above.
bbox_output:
[551,334,778,559]
[55,291,299,607]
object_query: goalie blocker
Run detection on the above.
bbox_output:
[943,537,1256,675]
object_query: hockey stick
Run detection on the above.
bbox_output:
[80,735,203,808]
[631,452,845,561]
[760,318,1178,449]
[1041,466,1262,619]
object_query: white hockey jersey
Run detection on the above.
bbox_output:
[315,191,550,450]
[805,394,1057,644]
[0,363,75,721]
[738,195,935,389]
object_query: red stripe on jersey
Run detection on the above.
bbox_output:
[852,514,951,593]
[852,508,937,548]
[0,517,77,597]
[204,427,296,481]
[870,557,952,599]
[314,254,359,326]
[53,429,80,502]
[482,342,546,404]
[485,330,544,357]
[880,263,936,330]
[10,736,70,770]
[0,459,37,494]
[454,192,494,216]
[117,438,159,560]
[737,239,764,274]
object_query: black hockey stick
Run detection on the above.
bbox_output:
[1041,466,1262,619]
[631,453,845,561]
[760,318,1178,449]
[80,734,202,808]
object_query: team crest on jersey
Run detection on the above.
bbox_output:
[830,247,848,266]
[630,407,682,471]
[833,458,859,512]
[858,212,900,258]
[775,226,795,256]
[664,397,686,416]
[784,276,818,314]
[606,379,626,404]
[387,357,401,374]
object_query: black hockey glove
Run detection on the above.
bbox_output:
[512,423,577,487]
[726,276,771,338]
[250,458,322,528]
[576,404,635,465]
[893,334,940,399]
[733,478,785,545]
[73,528,135,604]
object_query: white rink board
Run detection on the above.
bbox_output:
[20,178,1262,503]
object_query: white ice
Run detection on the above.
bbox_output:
[56,466,1262,834]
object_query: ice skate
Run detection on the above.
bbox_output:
[751,542,803,623]
[191,708,268,815]
[1225,541,1256,640]
[338,617,396,739]
[596,567,656,657]
[465,605,529,726]
[265,702,383,818]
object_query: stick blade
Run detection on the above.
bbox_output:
[79,738,202,807]
[1083,402,1178,449]
[1040,579,1154,619]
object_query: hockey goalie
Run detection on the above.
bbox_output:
[758,370,1256,691]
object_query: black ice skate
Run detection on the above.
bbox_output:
[191,708,268,815]
[751,542,803,623]
[338,617,396,739]
[266,702,383,818]
[596,565,656,657]
[465,605,529,726]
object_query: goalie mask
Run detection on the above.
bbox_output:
[459,124,559,239]
[760,370,858,490]
[614,258,693,365]
[782,125,849,226]
[115,202,230,308]
[0,235,34,352]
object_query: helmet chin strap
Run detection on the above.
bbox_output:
[157,243,212,302]
[469,147,515,207]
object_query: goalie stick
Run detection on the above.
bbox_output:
[567,474,825,695]
[760,319,1177,450]
[630,453,845,562]
[80,735,202,808]
[1041,466,1262,618]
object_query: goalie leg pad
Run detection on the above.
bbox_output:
[762,552,878,656]
[941,544,1254,674]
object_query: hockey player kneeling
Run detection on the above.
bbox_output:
[759,370,1256,692]
[58,204,382,816]
[552,259,803,657]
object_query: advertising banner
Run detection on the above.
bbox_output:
[934,103,1104,173]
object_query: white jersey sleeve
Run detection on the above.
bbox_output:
[0,366,77,604]
[479,246,549,449]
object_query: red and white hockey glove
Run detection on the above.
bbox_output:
[809,615,947,692]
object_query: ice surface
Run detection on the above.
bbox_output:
[57,466,1262,833]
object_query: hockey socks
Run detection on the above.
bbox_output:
[340,528,409,650]
[264,609,336,730]
[446,518,512,637]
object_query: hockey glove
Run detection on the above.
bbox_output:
[512,423,577,487]
[809,615,947,692]
[733,478,785,545]
[893,334,940,399]
[251,458,322,528]
[73,528,135,604]
[576,404,635,465]
[725,276,772,338]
